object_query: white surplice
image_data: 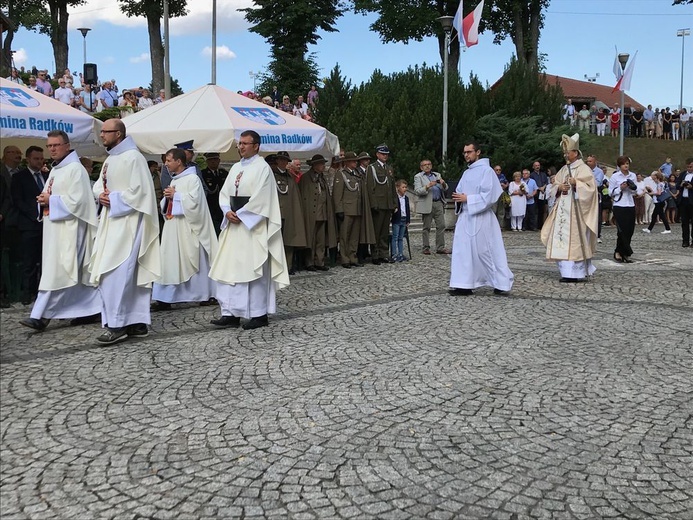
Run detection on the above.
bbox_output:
[449,158,514,292]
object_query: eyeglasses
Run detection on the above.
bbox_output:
[238,141,257,146]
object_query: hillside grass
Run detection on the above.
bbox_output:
[583,134,691,175]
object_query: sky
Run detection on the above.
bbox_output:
[7,0,693,111]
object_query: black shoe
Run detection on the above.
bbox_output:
[683,243,690,248]
[493,289,510,296]
[126,323,149,337]
[305,266,318,272]
[288,268,296,275]
[210,316,241,328]
[19,317,50,331]
[96,328,128,345]
[150,301,172,312]
[315,265,329,271]
[449,288,473,296]
[351,262,364,267]
[559,277,581,283]
[199,297,217,307]
[242,315,268,330]
[622,256,633,264]
[372,259,382,265]
[70,313,101,326]
[341,263,352,269]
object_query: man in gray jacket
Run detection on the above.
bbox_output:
[414,159,449,254]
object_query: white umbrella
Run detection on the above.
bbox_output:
[0,78,103,156]
[123,84,340,161]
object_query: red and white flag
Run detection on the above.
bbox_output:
[453,0,485,48]
[612,51,638,93]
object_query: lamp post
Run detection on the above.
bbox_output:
[677,28,690,113]
[211,0,217,85]
[77,27,90,65]
[436,15,454,169]
[618,53,629,157]
[249,70,258,94]
[584,73,599,83]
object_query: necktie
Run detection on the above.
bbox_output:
[34,172,44,189]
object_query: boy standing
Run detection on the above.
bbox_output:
[391,180,411,262]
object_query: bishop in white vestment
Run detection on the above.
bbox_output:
[449,143,514,295]
[90,119,161,344]
[209,130,289,330]
[153,149,218,304]
[20,132,100,331]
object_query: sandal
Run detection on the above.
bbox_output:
[613,252,623,262]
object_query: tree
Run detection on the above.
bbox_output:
[353,0,461,79]
[0,0,50,75]
[672,1,692,4]
[483,0,549,70]
[312,63,354,128]
[240,0,345,100]
[46,0,86,77]
[118,0,188,95]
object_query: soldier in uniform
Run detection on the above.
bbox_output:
[366,144,397,264]
[333,152,366,268]
[355,152,375,263]
[299,154,337,271]
[273,151,307,275]
[200,152,228,235]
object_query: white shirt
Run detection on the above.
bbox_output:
[398,195,407,217]
[609,171,637,207]
[54,86,74,105]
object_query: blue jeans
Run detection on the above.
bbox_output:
[391,219,407,258]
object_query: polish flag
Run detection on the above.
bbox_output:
[612,51,638,93]
[463,0,485,47]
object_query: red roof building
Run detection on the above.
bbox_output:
[544,74,645,110]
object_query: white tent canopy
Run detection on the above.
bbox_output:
[0,78,103,156]
[123,84,340,161]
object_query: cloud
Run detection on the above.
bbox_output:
[130,53,150,64]
[201,46,237,60]
[67,0,252,34]
[10,48,29,67]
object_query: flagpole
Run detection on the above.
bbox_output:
[617,53,629,157]
[437,16,454,169]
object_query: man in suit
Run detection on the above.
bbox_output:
[366,144,397,264]
[676,157,693,248]
[10,146,46,304]
[414,158,449,254]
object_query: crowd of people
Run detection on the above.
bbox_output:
[564,98,692,140]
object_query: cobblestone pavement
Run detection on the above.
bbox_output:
[1,224,692,520]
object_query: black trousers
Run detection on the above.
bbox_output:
[648,202,670,231]
[524,203,538,231]
[19,229,42,301]
[680,198,693,245]
[612,206,635,257]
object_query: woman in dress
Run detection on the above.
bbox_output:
[634,173,646,225]
[508,171,527,232]
[610,109,620,137]
[667,173,679,224]
[609,156,638,262]
[662,108,672,140]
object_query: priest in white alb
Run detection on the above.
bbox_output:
[541,133,599,282]
[449,141,514,296]
[152,148,218,306]
[209,130,289,330]
[90,119,161,345]
[20,130,100,331]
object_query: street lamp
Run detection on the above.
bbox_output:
[249,70,258,94]
[677,28,690,113]
[618,53,629,157]
[584,73,599,83]
[77,27,90,65]
[436,15,454,168]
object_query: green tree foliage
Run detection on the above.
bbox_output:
[312,64,354,128]
[147,76,184,97]
[672,0,692,4]
[353,0,461,79]
[240,0,346,100]
[0,0,50,74]
[488,56,563,125]
[118,0,188,94]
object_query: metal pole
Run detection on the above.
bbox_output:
[211,0,217,85]
[619,89,625,157]
[164,0,171,98]
[679,29,690,112]
[442,29,450,166]
[82,37,87,65]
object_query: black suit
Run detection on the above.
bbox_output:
[10,168,45,301]
[676,171,693,246]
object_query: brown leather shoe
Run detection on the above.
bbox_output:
[437,248,452,254]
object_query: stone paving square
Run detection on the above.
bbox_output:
[1,226,692,519]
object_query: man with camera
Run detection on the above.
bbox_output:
[676,158,693,248]
[414,159,449,254]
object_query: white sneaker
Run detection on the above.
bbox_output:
[597,238,602,243]
[642,228,651,233]
[661,230,671,234]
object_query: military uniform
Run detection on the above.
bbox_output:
[299,155,337,269]
[333,158,364,267]
[273,165,307,272]
[366,155,397,263]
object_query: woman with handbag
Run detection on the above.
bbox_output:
[666,174,679,224]
[643,171,671,234]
